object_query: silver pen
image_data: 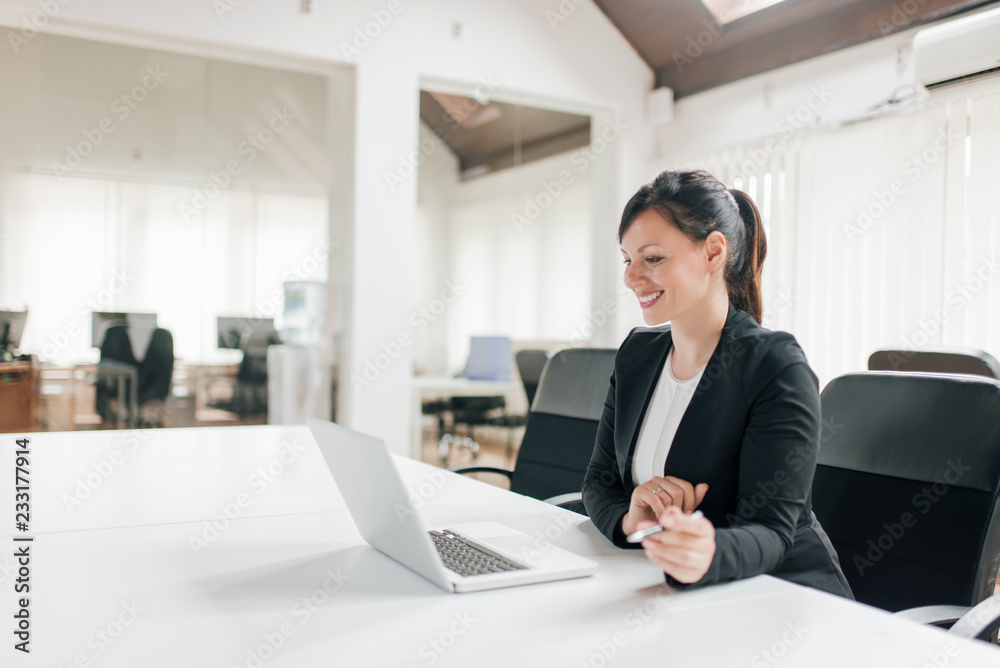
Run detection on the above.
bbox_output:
[626,510,704,543]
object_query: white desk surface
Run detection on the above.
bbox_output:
[2,425,999,667]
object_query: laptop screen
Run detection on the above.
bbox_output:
[465,336,511,381]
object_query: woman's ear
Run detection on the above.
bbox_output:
[704,230,727,269]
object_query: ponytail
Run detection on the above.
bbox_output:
[727,189,767,324]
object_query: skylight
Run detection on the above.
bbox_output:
[699,0,789,24]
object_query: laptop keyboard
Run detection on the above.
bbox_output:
[429,529,529,577]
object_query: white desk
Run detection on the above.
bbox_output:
[2,425,999,667]
[411,377,524,460]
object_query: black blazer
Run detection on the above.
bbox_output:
[583,303,853,598]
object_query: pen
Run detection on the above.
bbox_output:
[626,510,704,543]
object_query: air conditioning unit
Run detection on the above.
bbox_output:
[913,6,1000,88]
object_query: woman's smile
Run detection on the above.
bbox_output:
[636,290,664,308]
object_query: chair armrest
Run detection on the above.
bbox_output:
[893,605,969,628]
[949,594,1000,641]
[543,492,584,508]
[483,415,527,428]
[452,466,513,480]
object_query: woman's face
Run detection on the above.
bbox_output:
[620,209,724,326]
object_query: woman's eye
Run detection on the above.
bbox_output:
[622,259,631,266]
[646,257,662,264]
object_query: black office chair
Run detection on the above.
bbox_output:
[812,371,1000,642]
[232,329,281,419]
[435,350,555,465]
[436,396,505,463]
[868,348,1000,379]
[515,349,552,408]
[96,325,174,427]
[454,348,616,515]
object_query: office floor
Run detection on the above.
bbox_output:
[420,421,522,489]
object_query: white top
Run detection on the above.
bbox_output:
[631,347,706,486]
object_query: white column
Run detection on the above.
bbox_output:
[339,62,419,456]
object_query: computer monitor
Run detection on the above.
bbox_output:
[0,309,28,352]
[217,316,276,350]
[465,336,512,381]
[91,312,157,349]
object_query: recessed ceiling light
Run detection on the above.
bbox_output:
[699,0,789,24]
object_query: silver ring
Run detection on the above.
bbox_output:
[651,487,662,495]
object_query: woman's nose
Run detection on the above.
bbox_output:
[623,262,640,288]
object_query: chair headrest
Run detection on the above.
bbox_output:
[868,348,1000,379]
[515,349,552,384]
[819,372,1000,493]
[531,348,616,421]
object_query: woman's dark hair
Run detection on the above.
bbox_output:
[618,169,768,324]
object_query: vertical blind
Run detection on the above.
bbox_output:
[0,172,328,365]
[659,85,1000,387]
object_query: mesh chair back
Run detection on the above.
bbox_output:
[813,372,1000,612]
[238,330,280,383]
[140,328,174,404]
[509,348,616,505]
[868,348,1000,379]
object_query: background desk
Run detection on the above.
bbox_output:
[411,377,524,459]
[1,425,998,667]
[0,362,42,433]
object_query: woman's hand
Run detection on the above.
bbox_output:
[639,506,716,584]
[621,477,708,537]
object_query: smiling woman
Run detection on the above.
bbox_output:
[583,169,853,598]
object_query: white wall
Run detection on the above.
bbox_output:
[446,145,595,374]
[414,121,458,377]
[415,119,599,376]
[0,0,652,454]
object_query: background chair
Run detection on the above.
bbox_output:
[439,395,506,461]
[231,329,281,419]
[868,347,1000,379]
[431,349,555,465]
[812,371,1000,639]
[515,349,552,408]
[96,325,174,427]
[437,336,513,463]
[454,347,616,515]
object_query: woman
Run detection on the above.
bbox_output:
[582,169,852,597]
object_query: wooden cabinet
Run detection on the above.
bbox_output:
[0,362,43,433]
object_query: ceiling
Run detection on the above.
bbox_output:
[419,91,591,180]
[593,0,997,99]
[420,0,995,180]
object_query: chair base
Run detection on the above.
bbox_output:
[438,433,480,465]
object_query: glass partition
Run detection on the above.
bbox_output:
[0,31,352,431]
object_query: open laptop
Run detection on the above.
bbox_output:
[307,418,598,593]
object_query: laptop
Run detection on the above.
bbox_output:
[307,418,598,593]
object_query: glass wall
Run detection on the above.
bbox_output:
[0,31,352,430]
